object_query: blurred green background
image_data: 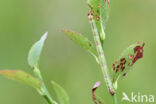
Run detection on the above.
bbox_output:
[0,0,155,104]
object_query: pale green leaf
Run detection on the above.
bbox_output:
[88,0,101,39]
[62,29,98,62]
[100,0,110,37]
[51,81,69,104]
[28,32,48,67]
[0,70,41,89]
[88,0,110,41]
[112,42,145,90]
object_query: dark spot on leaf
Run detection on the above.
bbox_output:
[90,10,94,15]
[117,65,120,68]
[121,66,125,72]
[128,63,131,66]
[120,63,123,66]
[132,42,145,64]
[113,64,115,70]
[96,16,100,21]
[116,68,119,72]
[109,87,115,95]
[123,73,127,77]
[88,10,94,20]
[120,58,126,63]
[123,61,126,64]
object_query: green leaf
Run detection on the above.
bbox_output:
[112,42,145,90]
[62,29,98,62]
[0,70,41,89]
[88,0,110,41]
[51,81,70,104]
[88,0,101,39]
[28,32,48,67]
[100,0,110,38]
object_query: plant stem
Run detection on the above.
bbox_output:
[33,67,57,104]
[41,83,57,104]
[90,19,115,95]
[113,93,118,104]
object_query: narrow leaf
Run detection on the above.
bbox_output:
[0,70,42,89]
[100,0,110,37]
[62,29,98,62]
[28,32,48,67]
[88,0,110,41]
[51,81,69,104]
[88,0,102,40]
[112,42,145,90]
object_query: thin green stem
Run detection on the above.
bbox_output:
[43,95,52,104]
[90,19,115,95]
[113,94,118,104]
[33,67,57,104]
[41,83,57,104]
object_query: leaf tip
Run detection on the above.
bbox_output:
[61,29,70,35]
[132,41,145,64]
[61,29,72,34]
[28,32,48,68]
[42,32,48,40]
[93,81,101,89]
[51,81,69,104]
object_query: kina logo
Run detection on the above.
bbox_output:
[121,92,154,103]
